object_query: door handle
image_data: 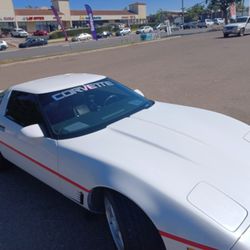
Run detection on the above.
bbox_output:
[0,125,5,132]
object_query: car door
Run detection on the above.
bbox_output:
[31,39,37,47]
[0,91,60,191]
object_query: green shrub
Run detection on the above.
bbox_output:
[49,28,90,39]
[130,24,141,30]
[49,25,121,39]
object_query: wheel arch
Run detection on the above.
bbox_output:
[88,186,158,226]
[88,186,166,249]
[88,186,149,214]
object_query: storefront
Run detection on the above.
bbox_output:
[14,9,65,32]
[0,0,147,33]
[70,10,139,29]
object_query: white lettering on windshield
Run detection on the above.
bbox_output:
[52,81,114,101]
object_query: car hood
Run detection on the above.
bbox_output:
[224,23,246,28]
[58,102,250,231]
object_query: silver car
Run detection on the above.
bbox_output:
[223,16,250,37]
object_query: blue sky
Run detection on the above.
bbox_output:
[13,0,206,14]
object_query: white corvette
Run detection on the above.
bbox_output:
[0,73,250,250]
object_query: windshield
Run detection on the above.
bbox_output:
[38,78,154,139]
[236,17,247,23]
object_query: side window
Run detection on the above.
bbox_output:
[5,91,42,127]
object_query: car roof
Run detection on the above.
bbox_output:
[11,73,106,94]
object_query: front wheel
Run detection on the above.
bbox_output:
[223,33,229,38]
[239,29,245,36]
[104,191,165,250]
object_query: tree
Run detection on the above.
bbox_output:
[155,9,166,23]
[205,0,241,24]
[148,9,175,24]
[185,4,206,22]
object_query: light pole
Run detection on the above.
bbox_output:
[182,0,184,24]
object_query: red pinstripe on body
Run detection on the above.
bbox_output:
[159,230,217,250]
[0,140,90,193]
[1,139,217,249]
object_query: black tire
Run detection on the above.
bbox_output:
[104,191,165,250]
[239,29,245,36]
[223,33,229,38]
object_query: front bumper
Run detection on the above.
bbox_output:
[223,28,240,35]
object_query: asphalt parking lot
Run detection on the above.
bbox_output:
[0,30,250,250]
[0,28,213,62]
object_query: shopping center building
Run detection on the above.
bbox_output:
[0,0,147,32]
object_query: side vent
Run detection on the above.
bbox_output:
[80,192,84,205]
[74,191,84,205]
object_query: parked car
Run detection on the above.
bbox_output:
[11,28,28,37]
[155,23,167,31]
[182,22,198,29]
[97,31,112,39]
[18,37,48,48]
[197,21,208,28]
[71,33,92,42]
[170,24,180,31]
[213,18,225,25]
[223,16,250,37]
[0,73,250,250]
[33,30,48,36]
[0,40,8,51]
[205,19,214,26]
[136,26,154,34]
[115,27,131,36]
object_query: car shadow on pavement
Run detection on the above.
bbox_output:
[0,163,115,250]
[215,33,250,39]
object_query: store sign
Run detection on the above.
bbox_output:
[26,16,45,21]
[0,17,15,21]
[85,16,102,20]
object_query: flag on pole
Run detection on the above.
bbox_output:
[230,1,236,20]
[85,4,97,40]
[51,5,68,41]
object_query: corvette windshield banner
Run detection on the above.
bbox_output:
[85,4,97,40]
[51,6,68,41]
[52,80,114,101]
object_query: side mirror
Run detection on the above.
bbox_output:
[134,89,144,97]
[21,124,44,138]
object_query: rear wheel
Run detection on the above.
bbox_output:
[104,191,165,250]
